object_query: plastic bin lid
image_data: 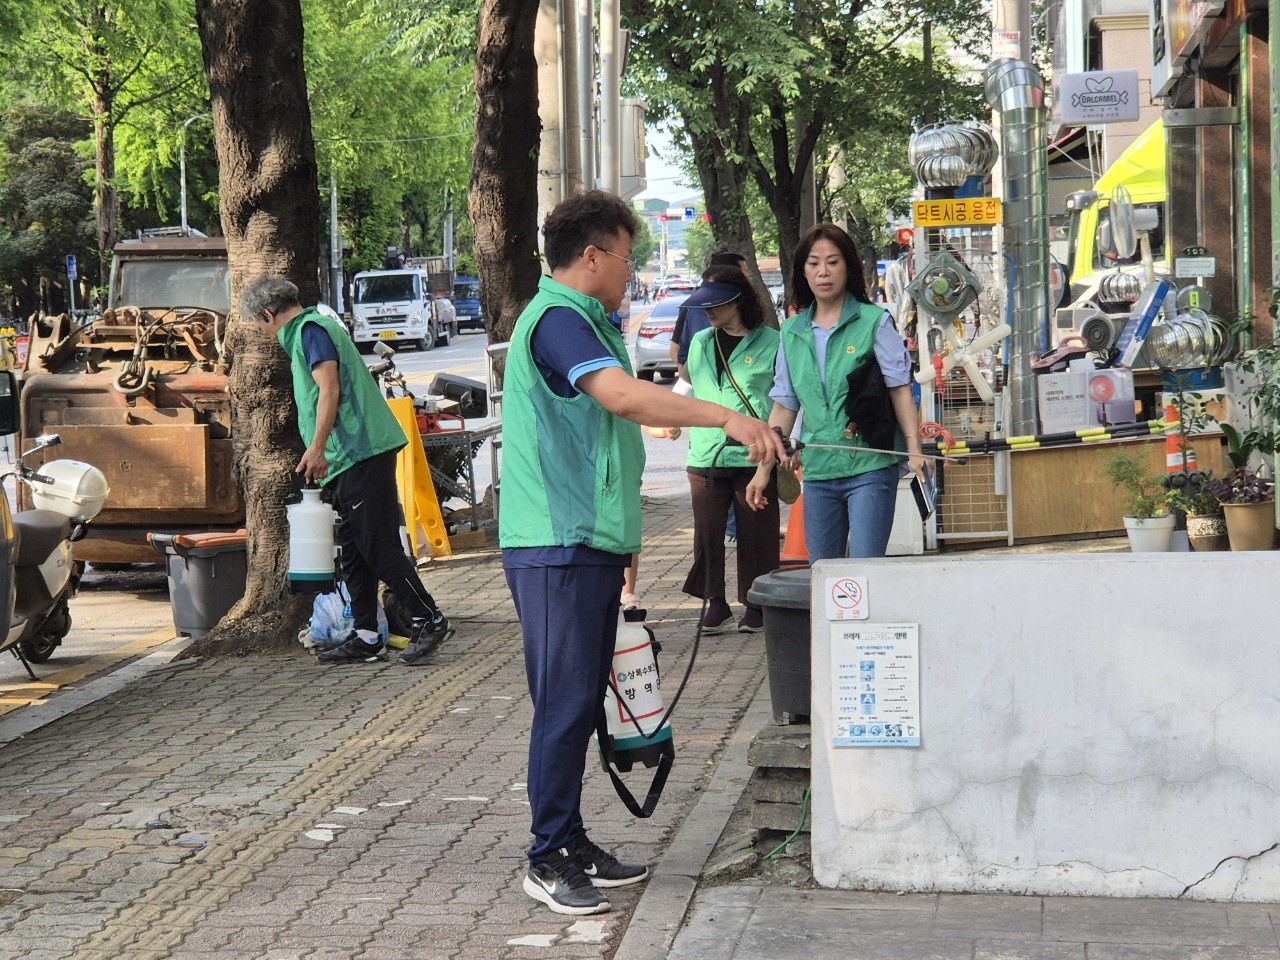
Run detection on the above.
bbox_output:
[746,567,813,609]
[149,529,248,557]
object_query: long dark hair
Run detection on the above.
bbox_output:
[790,224,870,310]
[701,264,765,330]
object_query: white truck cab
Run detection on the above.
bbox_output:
[350,269,457,352]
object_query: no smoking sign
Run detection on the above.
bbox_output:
[825,576,869,621]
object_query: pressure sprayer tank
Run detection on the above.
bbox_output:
[287,485,336,593]
[600,608,674,772]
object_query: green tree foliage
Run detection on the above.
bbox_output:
[23,0,204,283]
[0,0,475,301]
[304,0,472,268]
[624,0,988,300]
[0,102,96,317]
[630,216,655,271]
[682,219,714,273]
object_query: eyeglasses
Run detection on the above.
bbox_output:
[597,246,637,273]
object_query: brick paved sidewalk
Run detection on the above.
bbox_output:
[0,490,764,960]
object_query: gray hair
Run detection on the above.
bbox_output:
[239,276,300,319]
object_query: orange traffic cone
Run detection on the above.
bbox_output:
[1164,403,1197,474]
[779,492,808,568]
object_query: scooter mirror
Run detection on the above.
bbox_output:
[39,433,61,448]
[373,341,394,358]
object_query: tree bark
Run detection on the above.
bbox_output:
[471,0,542,346]
[188,0,320,656]
[89,9,116,287]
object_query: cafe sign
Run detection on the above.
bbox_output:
[1058,70,1140,125]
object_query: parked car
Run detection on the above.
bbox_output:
[632,295,688,381]
[655,278,697,301]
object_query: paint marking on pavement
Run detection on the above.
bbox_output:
[508,934,558,947]
[0,627,177,718]
[67,645,515,960]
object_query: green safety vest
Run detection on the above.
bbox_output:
[781,296,904,481]
[279,307,407,484]
[685,325,780,469]
[498,276,645,554]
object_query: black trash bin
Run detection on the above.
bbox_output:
[149,530,248,639]
[747,567,812,723]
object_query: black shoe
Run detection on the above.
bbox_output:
[317,632,386,664]
[523,848,611,915]
[399,615,454,665]
[574,835,649,888]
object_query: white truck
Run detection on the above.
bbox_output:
[350,268,458,353]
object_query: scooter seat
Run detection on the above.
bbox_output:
[13,510,73,568]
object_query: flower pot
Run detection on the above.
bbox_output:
[1123,514,1175,552]
[1221,501,1277,551]
[1186,513,1229,552]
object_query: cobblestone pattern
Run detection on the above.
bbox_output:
[0,489,767,960]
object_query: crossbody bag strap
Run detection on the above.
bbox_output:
[714,330,760,420]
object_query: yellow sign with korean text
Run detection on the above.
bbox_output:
[912,198,1002,228]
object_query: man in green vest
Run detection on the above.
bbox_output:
[242,277,453,667]
[501,191,786,916]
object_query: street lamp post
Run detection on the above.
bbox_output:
[180,114,211,236]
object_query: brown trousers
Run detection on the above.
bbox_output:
[682,468,780,607]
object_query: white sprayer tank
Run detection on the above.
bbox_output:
[287,486,336,593]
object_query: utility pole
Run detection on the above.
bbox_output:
[536,0,566,213]
[577,0,596,191]
[179,114,210,236]
[599,0,621,194]
[443,185,454,271]
[330,172,343,314]
[992,0,1032,62]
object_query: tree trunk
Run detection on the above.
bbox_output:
[471,0,542,346]
[89,11,116,289]
[189,0,320,656]
[683,64,776,327]
[751,99,824,307]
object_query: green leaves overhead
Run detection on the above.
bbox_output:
[624,0,989,271]
[0,0,474,299]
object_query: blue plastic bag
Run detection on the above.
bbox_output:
[308,583,387,649]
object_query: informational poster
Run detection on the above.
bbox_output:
[831,623,920,748]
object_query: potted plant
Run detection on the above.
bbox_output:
[1102,450,1174,552]
[1206,425,1276,550]
[1165,475,1228,552]
[1218,309,1280,549]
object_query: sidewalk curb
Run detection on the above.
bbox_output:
[614,675,771,960]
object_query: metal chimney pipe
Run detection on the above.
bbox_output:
[985,58,1049,436]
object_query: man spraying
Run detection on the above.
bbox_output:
[500,192,786,915]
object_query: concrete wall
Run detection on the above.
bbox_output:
[810,553,1280,901]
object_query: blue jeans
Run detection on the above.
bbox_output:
[802,466,899,561]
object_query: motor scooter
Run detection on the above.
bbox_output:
[0,434,109,678]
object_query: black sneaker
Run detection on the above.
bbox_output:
[574,835,649,888]
[523,847,611,915]
[399,615,454,665]
[317,632,386,664]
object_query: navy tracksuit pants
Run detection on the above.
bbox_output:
[505,564,624,863]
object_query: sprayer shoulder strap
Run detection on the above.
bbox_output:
[594,712,674,819]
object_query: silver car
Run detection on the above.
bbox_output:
[632,295,688,381]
